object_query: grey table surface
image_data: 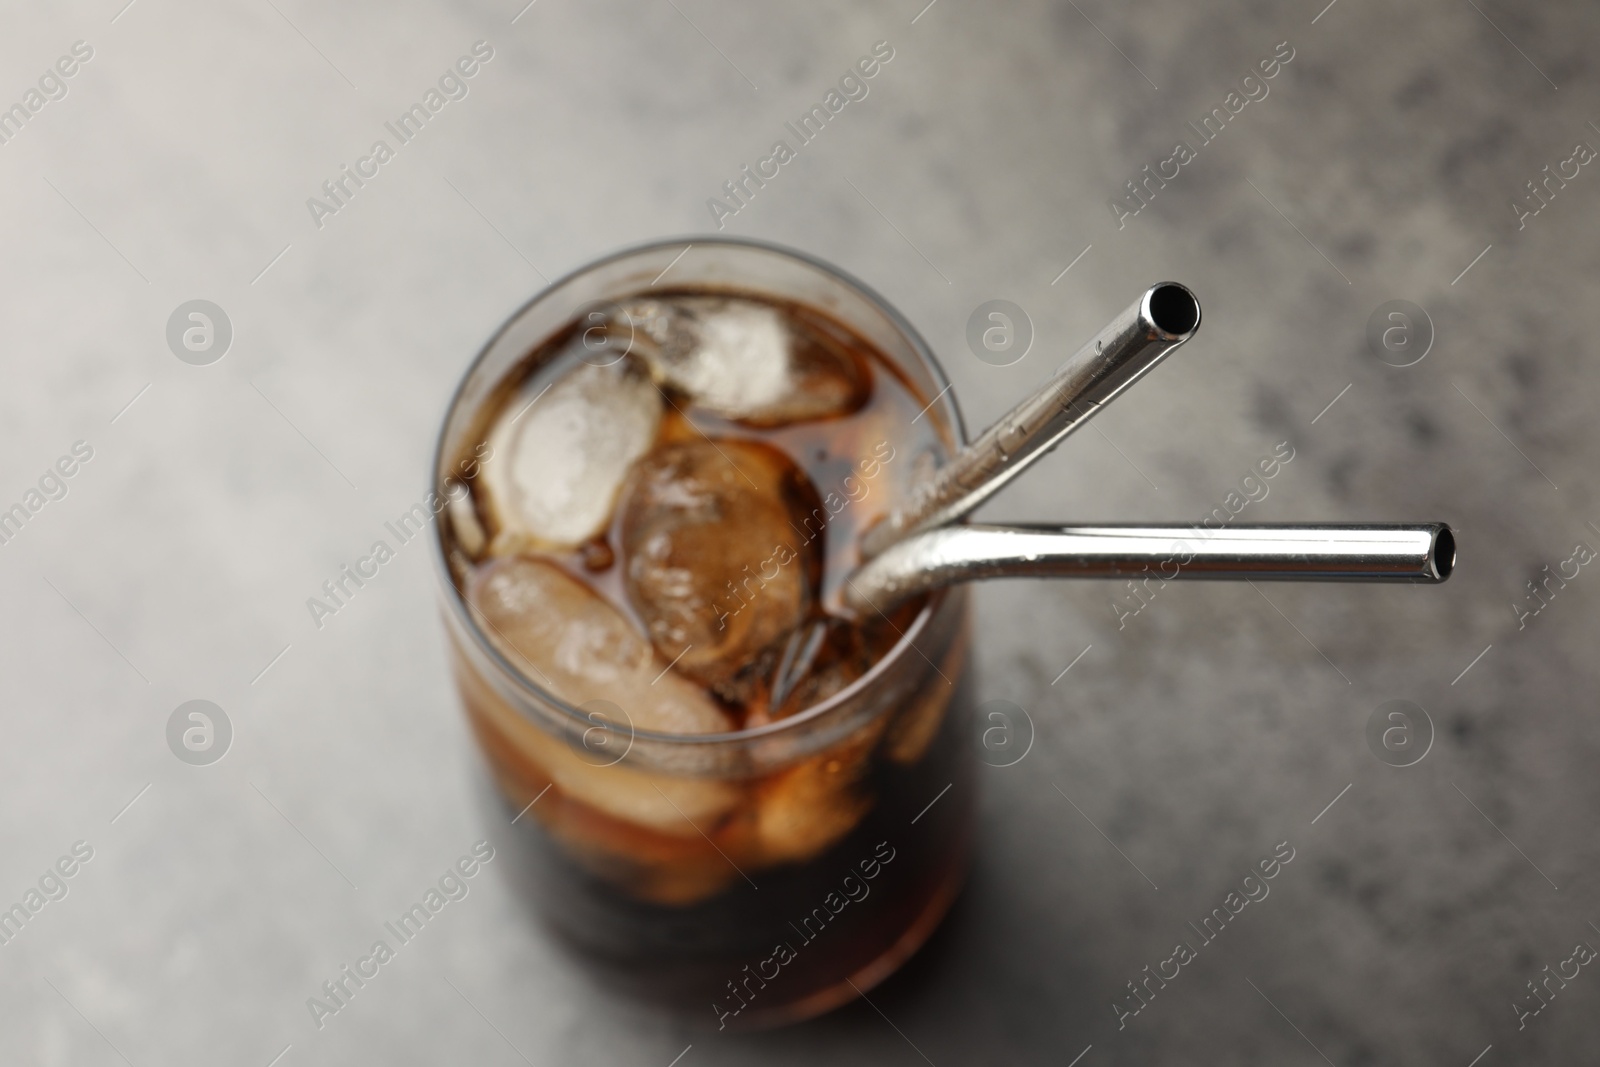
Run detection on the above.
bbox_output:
[2,0,1597,1063]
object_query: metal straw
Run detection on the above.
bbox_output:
[861,282,1202,558]
[844,523,1455,615]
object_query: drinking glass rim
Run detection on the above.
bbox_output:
[429,234,968,747]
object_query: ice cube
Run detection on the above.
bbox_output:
[620,296,868,426]
[619,439,821,694]
[447,490,487,559]
[470,556,732,735]
[465,557,740,835]
[479,359,661,553]
[744,721,884,864]
[883,674,953,766]
[460,649,743,903]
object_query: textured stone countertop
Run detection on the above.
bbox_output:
[1,0,1596,1064]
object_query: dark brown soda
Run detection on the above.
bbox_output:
[440,289,975,1027]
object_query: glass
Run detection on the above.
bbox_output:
[429,238,973,1029]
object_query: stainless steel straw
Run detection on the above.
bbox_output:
[844,523,1455,614]
[861,282,1201,558]
[847,282,1456,615]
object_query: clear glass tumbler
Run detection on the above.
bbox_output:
[430,238,973,1029]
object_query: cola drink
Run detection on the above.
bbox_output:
[432,242,974,1029]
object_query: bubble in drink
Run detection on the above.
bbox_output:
[620,296,869,426]
[480,359,660,552]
